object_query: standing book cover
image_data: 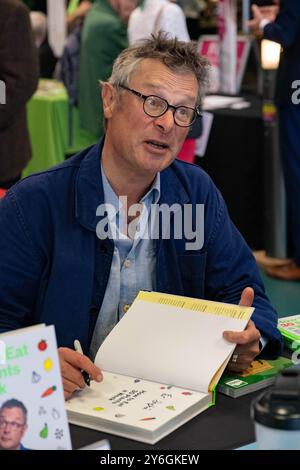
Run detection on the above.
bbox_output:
[66,290,254,444]
[0,325,71,450]
[217,356,294,398]
[278,314,300,350]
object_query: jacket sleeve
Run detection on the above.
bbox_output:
[0,190,44,332]
[204,183,283,359]
[0,2,39,130]
[263,0,300,48]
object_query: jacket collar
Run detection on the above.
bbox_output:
[75,137,189,231]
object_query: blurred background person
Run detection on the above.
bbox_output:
[79,0,138,138]
[27,1,92,78]
[248,1,300,280]
[66,0,92,32]
[0,0,39,189]
[56,1,92,105]
[30,10,47,47]
[29,10,57,78]
[128,0,190,44]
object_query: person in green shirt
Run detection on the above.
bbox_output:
[79,0,137,138]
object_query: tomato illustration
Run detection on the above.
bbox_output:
[38,339,47,351]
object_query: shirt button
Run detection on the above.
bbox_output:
[124,259,131,268]
[123,304,130,313]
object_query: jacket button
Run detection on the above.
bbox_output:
[123,304,130,313]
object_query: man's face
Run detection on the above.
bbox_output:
[0,407,27,450]
[103,58,199,179]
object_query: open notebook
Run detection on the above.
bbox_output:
[66,291,253,444]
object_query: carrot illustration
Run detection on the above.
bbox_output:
[41,385,57,398]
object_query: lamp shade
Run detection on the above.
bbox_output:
[261,39,281,70]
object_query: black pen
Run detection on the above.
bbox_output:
[74,339,91,387]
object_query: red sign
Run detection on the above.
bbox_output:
[198,35,251,93]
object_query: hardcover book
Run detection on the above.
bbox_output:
[0,325,72,450]
[278,314,300,350]
[66,291,253,444]
[217,356,294,398]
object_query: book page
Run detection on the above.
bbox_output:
[95,292,253,393]
[66,371,208,433]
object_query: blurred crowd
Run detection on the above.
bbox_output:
[1,0,300,280]
[1,0,204,192]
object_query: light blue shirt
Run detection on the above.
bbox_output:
[89,165,160,359]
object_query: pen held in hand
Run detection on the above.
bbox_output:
[73,339,91,387]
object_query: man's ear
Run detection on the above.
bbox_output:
[102,83,117,119]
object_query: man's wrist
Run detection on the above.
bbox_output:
[259,18,271,32]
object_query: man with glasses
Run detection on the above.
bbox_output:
[0,399,28,450]
[0,34,282,399]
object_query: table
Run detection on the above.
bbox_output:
[197,94,264,250]
[24,80,97,178]
[70,390,259,450]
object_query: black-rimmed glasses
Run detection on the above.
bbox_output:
[0,417,26,430]
[119,84,201,127]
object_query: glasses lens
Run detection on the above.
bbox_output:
[144,96,167,117]
[0,418,23,430]
[174,107,196,127]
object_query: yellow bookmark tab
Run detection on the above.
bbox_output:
[136,291,252,321]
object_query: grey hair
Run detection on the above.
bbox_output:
[104,32,210,106]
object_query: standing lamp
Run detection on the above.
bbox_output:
[258,39,289,264]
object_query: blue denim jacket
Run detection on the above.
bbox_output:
[0,138,283,356]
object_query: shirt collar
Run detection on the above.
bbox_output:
[75,137,188,231]
[101,161,161,213]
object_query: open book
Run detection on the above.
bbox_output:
[0,325,71,450]
[66,291,254,444]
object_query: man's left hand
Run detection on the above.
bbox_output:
[223,287,261,372]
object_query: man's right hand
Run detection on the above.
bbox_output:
[247,4,279,34]
[258,5,279,22]
[58,347,103,400]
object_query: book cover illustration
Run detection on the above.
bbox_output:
[0,326,71,450]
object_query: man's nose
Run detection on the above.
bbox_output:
[153,109,175,132]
